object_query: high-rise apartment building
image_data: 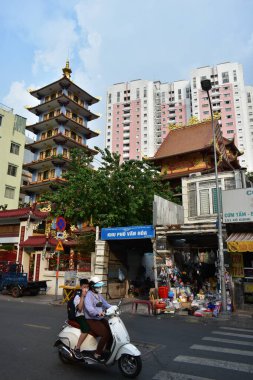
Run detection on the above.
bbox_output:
[106,62,253,171]
[106,79,191,160]
[191,62,253,171]
[0,103,26,209]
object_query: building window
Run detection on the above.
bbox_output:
[248,93,252,103]
[117,92,120,103]
[233,70,237,82]
[7,164,17,177]
[0,115,2,126]
[4,186,15,199]
[144,87,147,98]
[10,142,20,155]
[188,183,197,217]
[222,72,229,83]
[136,88,140,99]
[108,93,111,104]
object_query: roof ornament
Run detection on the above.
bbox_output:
[62,60,72,79]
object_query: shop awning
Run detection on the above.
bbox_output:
[226,232,253,252]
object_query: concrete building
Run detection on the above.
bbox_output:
[106,79,191,161]
[0,103,26,209]
[106,62,253,172]
[191,62,253,171]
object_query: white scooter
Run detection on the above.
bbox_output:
[54,302,142,378]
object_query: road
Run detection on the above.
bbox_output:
[0,295,253,380]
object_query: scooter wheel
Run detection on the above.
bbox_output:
[118,354,142,378]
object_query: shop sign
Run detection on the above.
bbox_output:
[101,225,155,240]
[230,252,244,278]
[222,188,253,223]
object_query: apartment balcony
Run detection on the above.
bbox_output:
[123,119,131,124]
[123,139,130,144]
[123,125,130,131]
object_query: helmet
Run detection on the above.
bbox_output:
[89,276,104,288]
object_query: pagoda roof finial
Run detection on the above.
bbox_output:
[62,60,72,79]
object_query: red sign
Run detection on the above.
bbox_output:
[56,216,66,231]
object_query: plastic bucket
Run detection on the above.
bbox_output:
[158,286,169,299]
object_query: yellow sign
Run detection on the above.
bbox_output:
[230,252,244,277]
[228,241,253,252]
[55,240,64,251]
[244,283,253,293]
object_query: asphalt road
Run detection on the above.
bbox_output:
[0,295,253,380]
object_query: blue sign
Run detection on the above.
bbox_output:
[101,225,155,240]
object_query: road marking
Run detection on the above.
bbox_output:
[174,355,253,373]
[152,370,215,380]
[202,336,253,347]
[190,344,253,356]
[212,330,253,339]
[24,323,51,330]
[220,326,253,333]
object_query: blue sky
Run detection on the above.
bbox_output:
[1,0,253,149]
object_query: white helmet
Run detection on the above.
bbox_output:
[89,276,104,288]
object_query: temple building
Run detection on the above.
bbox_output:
[150,119,242,189]
[22,61,99,202]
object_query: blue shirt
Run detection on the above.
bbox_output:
[84,290,111,320]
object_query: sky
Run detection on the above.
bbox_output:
[1,0,253,150]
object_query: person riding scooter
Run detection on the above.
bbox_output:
[73,278,90,359]
[84,276,112,362]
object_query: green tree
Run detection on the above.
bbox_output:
[42,148,174,227]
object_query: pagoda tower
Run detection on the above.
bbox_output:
[22,61,99,203]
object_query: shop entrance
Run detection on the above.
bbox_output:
[107,239,154,299]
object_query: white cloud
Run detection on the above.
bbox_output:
[32,17,79,75]
[3,81,38,126]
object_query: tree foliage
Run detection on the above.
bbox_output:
[41,148,174,227]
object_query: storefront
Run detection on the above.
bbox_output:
[223,188,253,306]
[226,232,253,304]
[100,226,155,299]
[156,226,220,295]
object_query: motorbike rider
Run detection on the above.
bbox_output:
[73,278,90,359]
[84,276,112,362]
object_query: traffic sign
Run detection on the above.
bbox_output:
[56,232,64,240]
[56,216,66,231]
[55,240,64,251]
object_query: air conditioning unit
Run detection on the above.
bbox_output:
[189,172,201,178]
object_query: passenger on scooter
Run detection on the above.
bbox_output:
[73,278,90,359]
[84,276,112,362]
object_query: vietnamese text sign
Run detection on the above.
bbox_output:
[101,225,155,240]
[222,188,253,223]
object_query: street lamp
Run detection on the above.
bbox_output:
[201,79,227,313]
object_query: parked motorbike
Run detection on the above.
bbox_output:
[54,302,142,378]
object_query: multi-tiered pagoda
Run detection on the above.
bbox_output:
[22,61,99,202]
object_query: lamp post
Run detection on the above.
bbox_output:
[201,79,227,313]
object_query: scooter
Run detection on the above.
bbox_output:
[54,302,142,378]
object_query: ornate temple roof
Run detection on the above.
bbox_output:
[152,120,241,161]
[29,62,99,105]
[0,207,48,222]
